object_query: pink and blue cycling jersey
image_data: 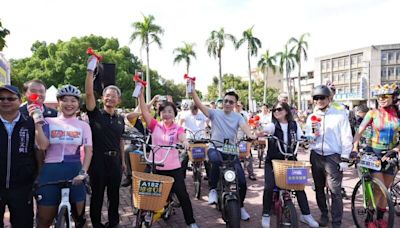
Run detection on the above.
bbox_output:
[148,118,184,170]
[42,116,92,163]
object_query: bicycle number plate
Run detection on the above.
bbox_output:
[191,147,206,159]
[138,181,163,196]
[222,144,238,155]
[238,142,248,153]
[359,154,381,171]
[286,167,308,184]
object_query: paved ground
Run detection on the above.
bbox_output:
[3,149,400,227]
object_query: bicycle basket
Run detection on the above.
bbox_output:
[129,151,147,172]
[188,143,208,162]
[238,141,252,159]
[132,171,174,211]
[272,160,311,191]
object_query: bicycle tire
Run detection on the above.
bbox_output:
[257,144,264,168]
[194,166,202,199]
[225,200,241,228]
[351,178,394,228]
[55,205,70,228]
[278,200,298,228]
[390,179,400,216]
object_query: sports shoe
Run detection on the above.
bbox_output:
[248,174,257,181]
[120,177,132,187]
[376,219,388,228]
[208,189,218,205]
[240,207,250,221]
[261,214,270,228]
[188,223,199,228]
[318,214,329,227]
[300,214,319,227]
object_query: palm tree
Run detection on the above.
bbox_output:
[206,28,236,98]
[130,14,164,102]
[289,33,310,110]
[276,43,297,105]
[236,26,262,109]
[173,42,196,98]
[0,20,10,51]
[257,50,277,104]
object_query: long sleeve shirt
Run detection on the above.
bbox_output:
[305,107,353,158]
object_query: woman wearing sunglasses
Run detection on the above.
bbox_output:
[261,102,319,228]
[352,83,400,227]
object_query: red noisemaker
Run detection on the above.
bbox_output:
[132,73,147,98]
[86,47,103,61]
[184,74,195,93]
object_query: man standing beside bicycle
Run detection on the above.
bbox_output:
[306,85,353,228]
[190,82,257,221]
[353,83,400,228]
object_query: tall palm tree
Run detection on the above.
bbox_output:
[206,28,236,98]
[236,26,262,109]
[289,33,310,110]
[257,50,277,104]
[173,42,196,97]
[276,43,297,105]
[0,20,10,51]
[130,14,164,102]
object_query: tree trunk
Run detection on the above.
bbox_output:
[186,63,189,98]
[218,54,223,98]
[146,44,151,103]
[247,47,252,111]
[286,64,291,105]
[297,62,302,110]
[263,69,267,104]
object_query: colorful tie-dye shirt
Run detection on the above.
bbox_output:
[359,107,400,150]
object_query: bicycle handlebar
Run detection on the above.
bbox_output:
[262,134,308,157]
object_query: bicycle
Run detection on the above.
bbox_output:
[256,136,267,168]
[350,150,395,227]
[33,179,91,228]
[264,134,311,228]
[391,174,400,216]
[185,129,209,199]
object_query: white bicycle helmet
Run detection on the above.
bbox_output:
[56,85,81,99]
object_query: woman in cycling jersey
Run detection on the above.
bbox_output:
[353,83,400,227]
[33,85,93,228]
[260,102,319,228]
[137,88,199,228]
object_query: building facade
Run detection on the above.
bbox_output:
[314,43,400,108]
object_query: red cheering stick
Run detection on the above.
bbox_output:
[184,73,196,82]
[133,74,147,87]
[310,115,321,122]
[86,47,103,62]
[29,93,40,105]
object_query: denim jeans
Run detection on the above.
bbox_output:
[208,148,247,207]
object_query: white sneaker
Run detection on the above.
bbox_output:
[188,223,199,228]
[300,214,319,228]
[261,214,270,228]
[240,207,250,221]
[208,189,218,205]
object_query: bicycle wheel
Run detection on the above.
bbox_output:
[55,206,70,228]
[225,200,241,228]
[257,144,265,168]
[390,179,400,216]
[351,178,394,227]
[193,163,202,199]
[278,200,298,228]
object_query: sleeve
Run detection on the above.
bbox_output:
[42,122,50,139]
[208,108,215,120]
[82,122,93,146]
[263,122,276,135]
[148,118,158,132]
[296,121,304,140]
[86,106,100,120]
[304,115,312,137]
[340,114,354,159]
[359,110,374,130]
[177,126,185,140]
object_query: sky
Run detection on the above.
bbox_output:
[2,0,399,94]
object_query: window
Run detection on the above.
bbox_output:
[344,86,350,94]
[388,52,394,63]
[351,56,358,66]
[381,53,387,65]
[397,67,400,76]
[357,71,362,81]
[351,70,359,82]
[344,57,349,67]
[326,61,331,70]
[321,61,326,71]
[333,59,338,69]
[381,67,388,80]
[357,55,363,64]
[339,73,345,83]
[344,72,350,83]
[351,85,358,93]
[333,72,339,83]
[339,58,344,68]
[397,52,400,63]
[388,67,395,80]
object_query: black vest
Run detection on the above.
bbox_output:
[266,119,298,161]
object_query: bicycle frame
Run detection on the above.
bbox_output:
[58,186,73,228]
[358,166,378,209]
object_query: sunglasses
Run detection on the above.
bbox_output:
[0,97,19,102]
[223,99,235,105]
[272,107,284,112]
[313,96,327,101]
[377,94,392,99]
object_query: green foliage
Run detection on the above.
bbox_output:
[10,35,187,108]
[173,42,196,74]
[206,73,278,108]
[0,20,10,51]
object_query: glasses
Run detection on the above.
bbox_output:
[0,97,19,102]
[313,96,327,101]
[377,94,392,99]
[223,99,235,105]
[272,107,284,112]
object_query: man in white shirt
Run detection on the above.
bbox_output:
[258,104,272,127]
[305,85,353,228]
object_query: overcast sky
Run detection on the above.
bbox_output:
[2,0,399,93]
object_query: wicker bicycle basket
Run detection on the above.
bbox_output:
[272,160,311,191]
[129,152,146,172]
[132,171,174,211]
[238,142,252,159]
[188,143,208,162]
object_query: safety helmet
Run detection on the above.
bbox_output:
[56,85,81,99]
[371,83,399,97]
[312,85,332,97]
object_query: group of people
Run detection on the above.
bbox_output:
[0,53,399,228]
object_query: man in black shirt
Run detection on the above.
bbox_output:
[85,58,126,228]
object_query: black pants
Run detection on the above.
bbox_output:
[0,185,34,228]
[89,156,122,228]
[310,151,343,226]
[262,161,310,215]
[155,168,196,225]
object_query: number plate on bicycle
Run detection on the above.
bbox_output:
[191,147,206,159]
[359,154,381,171]
[222,144,239,155]
[286,168,308,184]
[238,142,248,153]
[138,181,163,196]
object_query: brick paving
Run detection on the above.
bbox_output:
[3,149,400,227]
